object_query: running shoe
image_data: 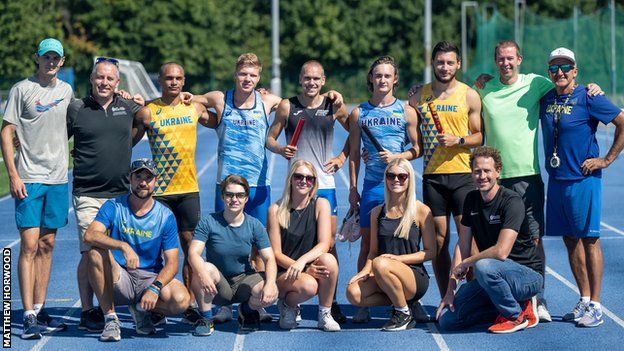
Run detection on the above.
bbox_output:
[352,307,371,323]
[181,307,202,325]
[99,317,121,342]
[523,296,539,328]
[577,304,603,328]
[192,318,215,336]
[410,301,430,323]
[22,314,41,340]
[238,309,261,331]
[259,307,273,323]
[128,304,155,335]
[277,299,297,329]
[213,305,233,323]
[318,308,341,332]
[537,299,552,323]
[382,310,413,331]
[151,311,167,326]
[562,299,589,322]
[331,302,347,324]
[37,308,68,332]
[488,313,529,334]
[79,307,105,332]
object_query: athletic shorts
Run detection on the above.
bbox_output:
[422,173,473,217]
[409,265,430,302]
[15,183,68,229]
[501,174,544,239]
[73,195,109,252]
[546,176,601,238]
[215,185,270,226]
[113,267,158,306]
[317,188,338,216]
[155,192,201,231]
[213,271,264,306]
[360,180,385,229]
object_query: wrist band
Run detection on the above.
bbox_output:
[147,285,161,296]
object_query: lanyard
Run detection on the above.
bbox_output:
[552,94,572,155]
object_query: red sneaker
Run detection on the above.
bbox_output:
[488,314,528,334]
[523,296,539,328]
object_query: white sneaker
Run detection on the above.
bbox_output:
[213,305,233,324]
[577,304,604,328]
[537,301,552,323]
[277,299,297,329]
[259,307,273,323]
[352,307,371,323]
[562,300,588,322]
[318,309,340,332]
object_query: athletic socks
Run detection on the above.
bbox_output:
[395,305,410,315]
[581,296,590,304]
[105,313,118,322]
[590,301,602,310]
[33,304,43,315]
[319,306,331,314]
[23,310,36,319]
[201,309,213,320]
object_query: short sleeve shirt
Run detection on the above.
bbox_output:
[476,74,553,179]
[94,195,179,272]
[193,212,270,278]
[461,187,543,274]
[3,77,73,183]
[540,85,620,180]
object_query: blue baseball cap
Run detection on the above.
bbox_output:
[37,38,64,57]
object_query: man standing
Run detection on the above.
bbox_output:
[84,158,190,341]
[146,62,214,324]
[0,38,72,339]
[266,60,349,323]
[436,146,542,334]
[540,48,624,327]
[67,58,151,331]
[409,41,482,298]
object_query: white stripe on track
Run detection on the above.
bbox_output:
[600,221,624,237]
[412,301,450,351]
[232,332,245,351]
[197,153,217,178]
[31,299,82,351]
[546,266,624,329]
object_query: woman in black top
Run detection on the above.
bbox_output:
[267,160,340,332]
[346,158,435,331]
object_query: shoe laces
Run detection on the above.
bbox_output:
[104,319,120,332]
[573,300,588,314]
[584,305,599,318]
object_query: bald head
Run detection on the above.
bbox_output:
[159,62,185,78]
[300,60,325,78]
[159,62,185,98]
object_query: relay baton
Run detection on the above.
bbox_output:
[361,125,384,152]
[286,118,305,160]
[427,102,444,134]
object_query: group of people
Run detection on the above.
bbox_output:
[2,36,622,343]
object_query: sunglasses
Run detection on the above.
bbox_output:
[385,172,409,182]
[224,191,247,200]
[293,173,316,185]
[130,159,157,174]
[95,57,119,67]
[548,64,574,74]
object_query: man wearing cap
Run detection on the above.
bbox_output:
[540,47,624,328]
[84,158,190,342]
[1,38,72,339]
[67,57,151,332]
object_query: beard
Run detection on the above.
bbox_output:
[132,187,154,199]
[434,70,456,84]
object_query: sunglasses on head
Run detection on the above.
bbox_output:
[293,173,316,185]
[548,64,574,74]
[224,191,247,200]
[385,172,409,182]
[95,57,119,67]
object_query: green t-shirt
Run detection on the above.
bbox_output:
[475,73,553,179]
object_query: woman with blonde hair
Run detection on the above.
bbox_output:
[346,158,435,331]
[267,160,340,332]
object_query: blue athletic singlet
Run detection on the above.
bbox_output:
[358,99,407,182]
[217,90,270,186]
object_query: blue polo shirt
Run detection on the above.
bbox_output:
[540,85,620,180]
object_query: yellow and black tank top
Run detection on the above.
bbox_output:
[418,83,471,175]
[147,99,199,195]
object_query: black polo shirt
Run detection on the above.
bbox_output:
[461,186,543,274]
[67,94,141,198]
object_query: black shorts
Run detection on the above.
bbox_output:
[422,173,474,217]
[155,192,201,231]
[409,265,430,302]
[500,174,544,239]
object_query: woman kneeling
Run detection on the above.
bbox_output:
[268,160,340,332]
[346,159,435,331]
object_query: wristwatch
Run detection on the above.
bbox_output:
[152,280,163,290]
[459,137,466,145]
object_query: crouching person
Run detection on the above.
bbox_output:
[188,175,278,336]
[84,158,190,341]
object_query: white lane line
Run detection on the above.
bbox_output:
[197,153,217,178]
[601,222,624,237]
[546,266,624,329]
[232,332,245,351]
[31,299,82,351]
[412,301,450,351]
[267,152,277,183]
